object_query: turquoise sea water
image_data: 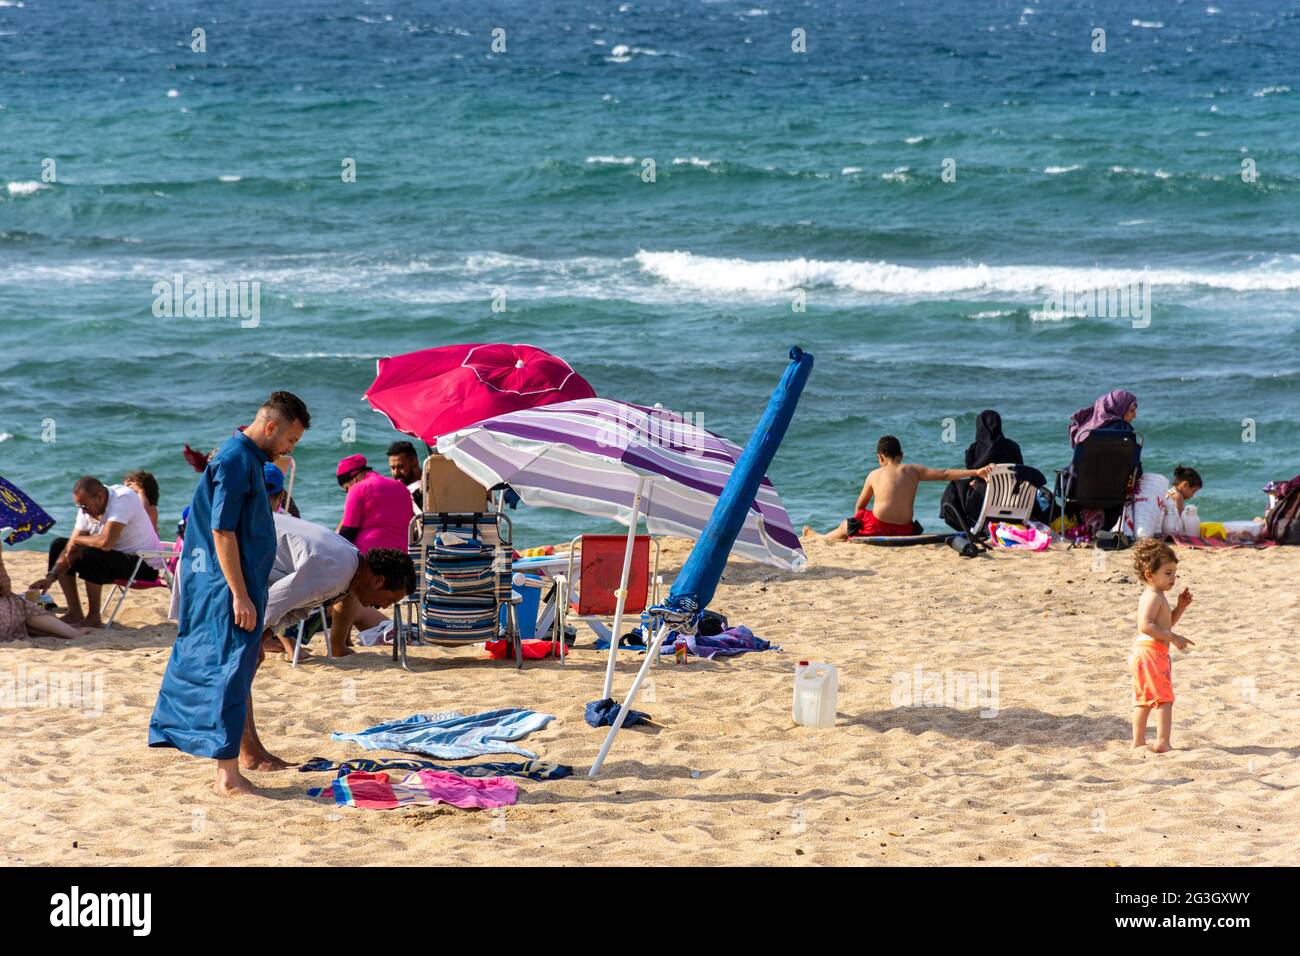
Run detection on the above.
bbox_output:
[2,0,1298,546]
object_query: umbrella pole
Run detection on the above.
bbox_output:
[601,475,648,701]
[589,620,671,777]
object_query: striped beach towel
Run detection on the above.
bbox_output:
[310,770,518,811]
[299,756,572,780]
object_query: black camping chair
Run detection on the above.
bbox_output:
[1053,429,1141,543]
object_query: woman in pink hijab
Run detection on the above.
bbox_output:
[1069,389,1138,447]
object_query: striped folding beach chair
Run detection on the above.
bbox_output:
[393,510,523,670]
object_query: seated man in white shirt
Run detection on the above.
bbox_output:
[240,509,415,771]
[32,476,164,628]
[387,439,424,514]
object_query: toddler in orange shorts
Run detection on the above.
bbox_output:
[1129,539,1195,752]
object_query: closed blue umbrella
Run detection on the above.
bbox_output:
[588,347,814,776]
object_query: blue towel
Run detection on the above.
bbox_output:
[331,708,556,760]
[299,756,572,781]
[584,697,652,728]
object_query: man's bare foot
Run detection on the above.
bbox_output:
[240,752,295,772]
[1131,741,1147,749]
[328,645,357,657]
[214,769,258,797]
[58,612,85,626]
[83,616,104,629]
[1149,741,1172,753]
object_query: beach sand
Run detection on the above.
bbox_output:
[2,542,1297,866]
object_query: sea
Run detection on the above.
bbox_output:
[2,0,1298,549]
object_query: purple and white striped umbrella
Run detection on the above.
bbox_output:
[435,398,806,570]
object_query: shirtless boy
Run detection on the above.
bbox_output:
[1129,539,1194,753]
[803,435,994,541]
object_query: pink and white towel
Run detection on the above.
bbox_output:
[316,770,519,811]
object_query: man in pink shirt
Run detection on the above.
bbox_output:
[330,454,413,654]
[337,453,412,553]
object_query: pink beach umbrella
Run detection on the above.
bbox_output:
[363,343,596,444]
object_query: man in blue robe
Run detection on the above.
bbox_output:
[149,391,311,797]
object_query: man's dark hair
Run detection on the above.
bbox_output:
[387,440,419,460]
[261,390,312,429]
[124,470,160,506]
[73,475,106,497]
[876,435,903,461]
[364,548,417,594]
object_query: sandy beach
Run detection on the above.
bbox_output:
[2,540,1296,867]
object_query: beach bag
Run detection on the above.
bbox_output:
[698,610,728,636]
[1264,474,1300,545]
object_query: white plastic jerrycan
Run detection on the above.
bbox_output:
[793,661,838,728]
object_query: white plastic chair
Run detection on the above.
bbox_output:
[969,463,1038,537]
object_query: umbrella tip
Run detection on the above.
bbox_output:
[515,359,525,368]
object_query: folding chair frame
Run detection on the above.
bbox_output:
[561,533,661,644]
[104,547,177,629]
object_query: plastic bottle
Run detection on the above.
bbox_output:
[674,636,688,665]
[793,662,838,728]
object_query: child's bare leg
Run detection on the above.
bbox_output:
[1131,705,1150,748]
[1149,702,1173,753]
[25,613,86,640]
[802,520,851,542]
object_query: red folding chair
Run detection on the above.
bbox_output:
[560,534,660,652]
[105,537,182,629]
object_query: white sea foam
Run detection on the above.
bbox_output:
[7,251,1299,307]
[841,166,863,175]
[585,155,636,165]
[606,44,680,61]
[633,250,1300,297]
[671,157,715,167]
[1131,19,1163,29]
[903,135,927,144]
[881,166,910,182]
[6,181,45,196]
[0,432,11,443]
[218,174,242,182]
[1043,165,1081,174]
[1253,85,1290,97]
[166,89,179,98]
